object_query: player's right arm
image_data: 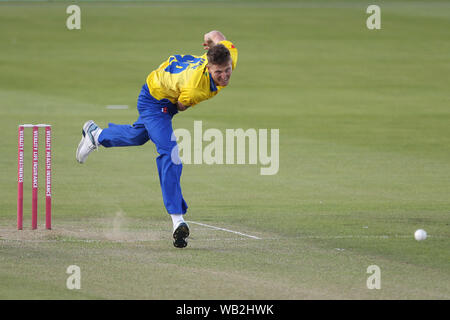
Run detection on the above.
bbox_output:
[203,30,238,70]
[202,30,226,50]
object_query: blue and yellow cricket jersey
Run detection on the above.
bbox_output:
[146,40,238,107]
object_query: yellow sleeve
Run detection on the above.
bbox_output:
[178,87,211,107]
[219,40,238,70]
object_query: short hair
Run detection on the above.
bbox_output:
[207,44,231,66]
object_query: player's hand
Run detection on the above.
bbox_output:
[203,30,226,50]
[176,101,190,111]
[203,34,214,50]
[203,41,212,50]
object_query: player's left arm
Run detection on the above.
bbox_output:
[177,87,210,110]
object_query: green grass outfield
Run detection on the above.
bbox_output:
[0,0,449,299]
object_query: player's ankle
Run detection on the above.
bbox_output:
[171,214,185,229]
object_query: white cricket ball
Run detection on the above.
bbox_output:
[414,229,427,241]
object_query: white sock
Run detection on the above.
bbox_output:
[93,129,102,146]
[171,214,185,229]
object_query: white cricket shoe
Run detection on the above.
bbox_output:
[173,222,190,248]
[76,120,102,164]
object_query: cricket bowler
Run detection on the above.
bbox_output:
[76,30,238,248]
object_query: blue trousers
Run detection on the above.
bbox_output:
[98,84,188,214]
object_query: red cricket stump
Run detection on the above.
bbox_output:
[32,126,39,229]
[45,126,52,230]
[17,124,52,230]
[17,126,24,230]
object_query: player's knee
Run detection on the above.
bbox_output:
[134,136,149,146]
[156,143,182,165]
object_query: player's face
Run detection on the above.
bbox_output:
[208,61,233,87]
